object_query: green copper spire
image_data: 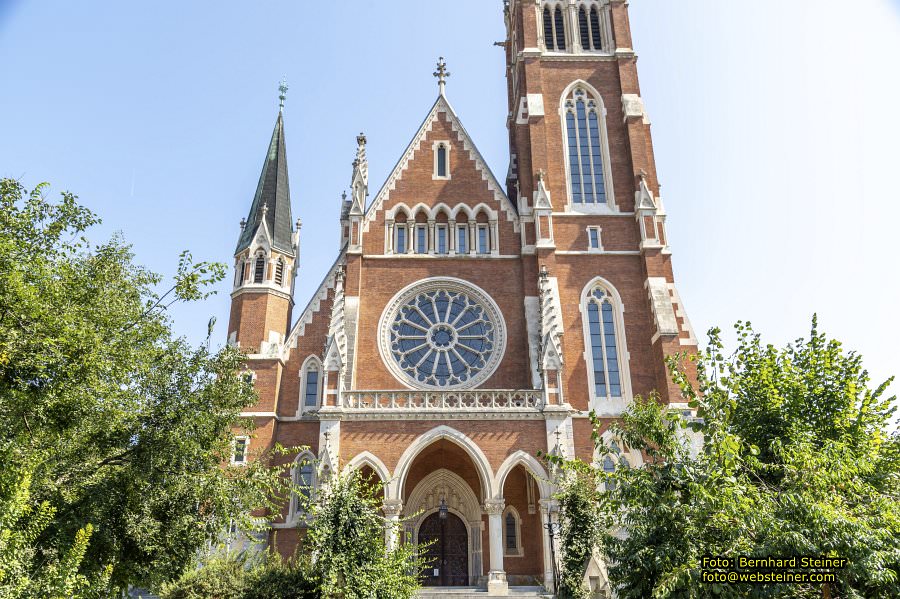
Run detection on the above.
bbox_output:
[235,91,294,256]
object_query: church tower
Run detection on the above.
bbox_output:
[228,83,300,368]
[504,0,697,417]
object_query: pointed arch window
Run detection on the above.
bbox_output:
[564,86,612,208]
[503,506,524,556]
[253,254,266,283]
[291,451,317,522]
[543,4,566,51]
[237,260,246,286]
[581,279,630,409]
[300,358,322,414]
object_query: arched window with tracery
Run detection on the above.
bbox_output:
[581,279,629,408]
[292,451,317,522]
[564,86,612,207]
[542,4,566,51]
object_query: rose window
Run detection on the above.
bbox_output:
[381,279,505,389]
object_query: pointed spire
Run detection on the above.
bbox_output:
[433,57,450,96]
[235,104,295,256]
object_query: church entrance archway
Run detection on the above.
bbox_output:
[418,511,469,586]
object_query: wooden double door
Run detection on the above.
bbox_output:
[418,512,469,586]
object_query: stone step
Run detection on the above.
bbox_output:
[417,586,551,599]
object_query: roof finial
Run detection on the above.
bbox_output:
[278,77,288,112]
[433,57,450,95]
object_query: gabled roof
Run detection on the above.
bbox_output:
[363,94,517,229]
[236,112,295,255]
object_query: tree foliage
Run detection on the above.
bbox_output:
[304,470,424,599]
[560,318,899,598]
[0,179,292,595]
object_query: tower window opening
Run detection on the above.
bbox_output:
[553,6,566,50]
[543,5,567,51]
[274,259,285,286]
[578,5,605,51]
[590,6,603,50]
[253,255,265,283]
[238,260,246,285]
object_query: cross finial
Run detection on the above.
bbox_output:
[433,57,450,95]
[278,77,288,111]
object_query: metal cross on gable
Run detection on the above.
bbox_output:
[433,57,450,95]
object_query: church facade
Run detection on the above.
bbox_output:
[227,0,697,594]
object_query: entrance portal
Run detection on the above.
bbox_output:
[418,512,469,586]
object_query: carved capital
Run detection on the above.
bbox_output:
[483,499,506,515]
[382,499,404,518]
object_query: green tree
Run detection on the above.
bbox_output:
[304,470,424,599]
[562,318,899,598]
[0,179,292,595]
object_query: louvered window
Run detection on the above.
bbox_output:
[274,259,285,286]
[578,5,605,51]
[253,255,265,283]
[543,5,566,51]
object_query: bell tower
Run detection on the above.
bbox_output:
[228,82,300,357]
[505,0,697,407]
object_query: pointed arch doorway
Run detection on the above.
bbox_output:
[418,511,469,586]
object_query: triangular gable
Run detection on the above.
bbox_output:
[363,95,518,231]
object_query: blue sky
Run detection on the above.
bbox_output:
[2,1,898,401]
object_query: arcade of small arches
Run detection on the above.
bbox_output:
[384,202,500,257]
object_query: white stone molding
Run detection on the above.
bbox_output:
[621,93,650,124]
[494,450,551,500]
[343,451,394,498]
[393,425,496,502]
[539,275,565,371]
[645,277,679,342]
[285,252,344,350]
[362,95,518,234]
[523,296,542,388]
[668,284,698,346]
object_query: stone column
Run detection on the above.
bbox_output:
[484,499,508,595]
[382,499,403,551]
[448,219,457,255]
